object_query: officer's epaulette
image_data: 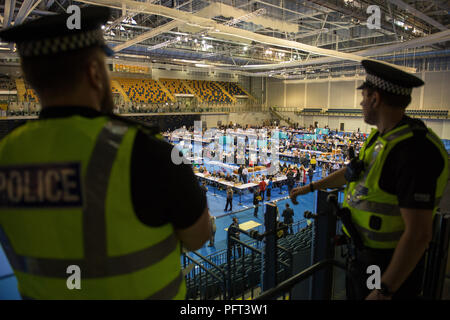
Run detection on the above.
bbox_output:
[405,116,428,138]
[108,113,162,137]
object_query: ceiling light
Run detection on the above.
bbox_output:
[243,46,248,51]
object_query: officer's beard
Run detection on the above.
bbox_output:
[363,101,377,126]
[100,84,115,115]
[99,68,115,115]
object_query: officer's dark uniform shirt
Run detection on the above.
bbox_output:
[362,115,444,210]
[39,106,206,229]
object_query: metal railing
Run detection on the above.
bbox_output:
[255,259,347,300]
[182,250,228,300]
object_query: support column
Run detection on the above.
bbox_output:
[327,79,331,109]
[419,70,425,110]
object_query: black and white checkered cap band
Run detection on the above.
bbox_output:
[366,73,412,96]
[17,29,105,57]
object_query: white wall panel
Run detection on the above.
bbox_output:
[329,81,355,108]
[306,82,328,108]
[286,83,305,108]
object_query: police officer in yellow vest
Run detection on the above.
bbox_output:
[0,7,211,299]
[290,60,448,300]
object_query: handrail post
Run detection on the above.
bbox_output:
[311,189,339,300]
[263,202,278,292]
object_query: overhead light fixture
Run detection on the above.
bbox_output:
[243,46,248,51]
[195,64,210,68]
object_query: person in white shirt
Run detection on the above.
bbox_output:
[242,167,248,183]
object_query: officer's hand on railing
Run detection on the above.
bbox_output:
[289,185,310,205]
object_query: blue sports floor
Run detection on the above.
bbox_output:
[0,164,323,300]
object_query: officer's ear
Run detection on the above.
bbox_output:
[374,90,383,107]
[86,54,104,95]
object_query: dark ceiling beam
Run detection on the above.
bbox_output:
[3,0,16,28]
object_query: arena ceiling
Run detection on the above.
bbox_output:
[1,0,450,79]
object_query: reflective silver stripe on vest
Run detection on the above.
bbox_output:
[348,194,442,217]
[82,121,126,276]
[146,271,184,300]
[0,121,181,286]
[426,131,443,148]
[384,127,412,142]
[435,196,442,207]
[354,224,404,242]
[0,232,177,278]
[347,196,400,216]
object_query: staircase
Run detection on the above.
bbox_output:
[156,79,176,102]
[215,82,236,103]
[15,79,26,102]
[110,80,131,103]
[269,107,295,127]
[181,80,203,103]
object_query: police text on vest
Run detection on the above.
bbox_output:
[0,163,83,208]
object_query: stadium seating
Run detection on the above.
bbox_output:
[406,109,448,117]
[302,108,323,113]
[0,79,16,91]
[325,109,362,115]
[185,80,233,103]
[115,78,169,103]
[160,79,190,95]
[218,82,247,97]
[25,89,39,102]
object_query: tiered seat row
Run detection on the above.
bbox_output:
[406,109,448,117]
[25,89,39,102]
[218,82,246,96]
[186,80,233,103]
[115,78,169,103]
[0,80,16,91]
[160,79,190,95]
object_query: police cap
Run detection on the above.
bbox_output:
[0,6,113,57]
[357,59,424,96]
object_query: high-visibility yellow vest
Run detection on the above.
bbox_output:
[0,115,186,299]
[343,122,448,249]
